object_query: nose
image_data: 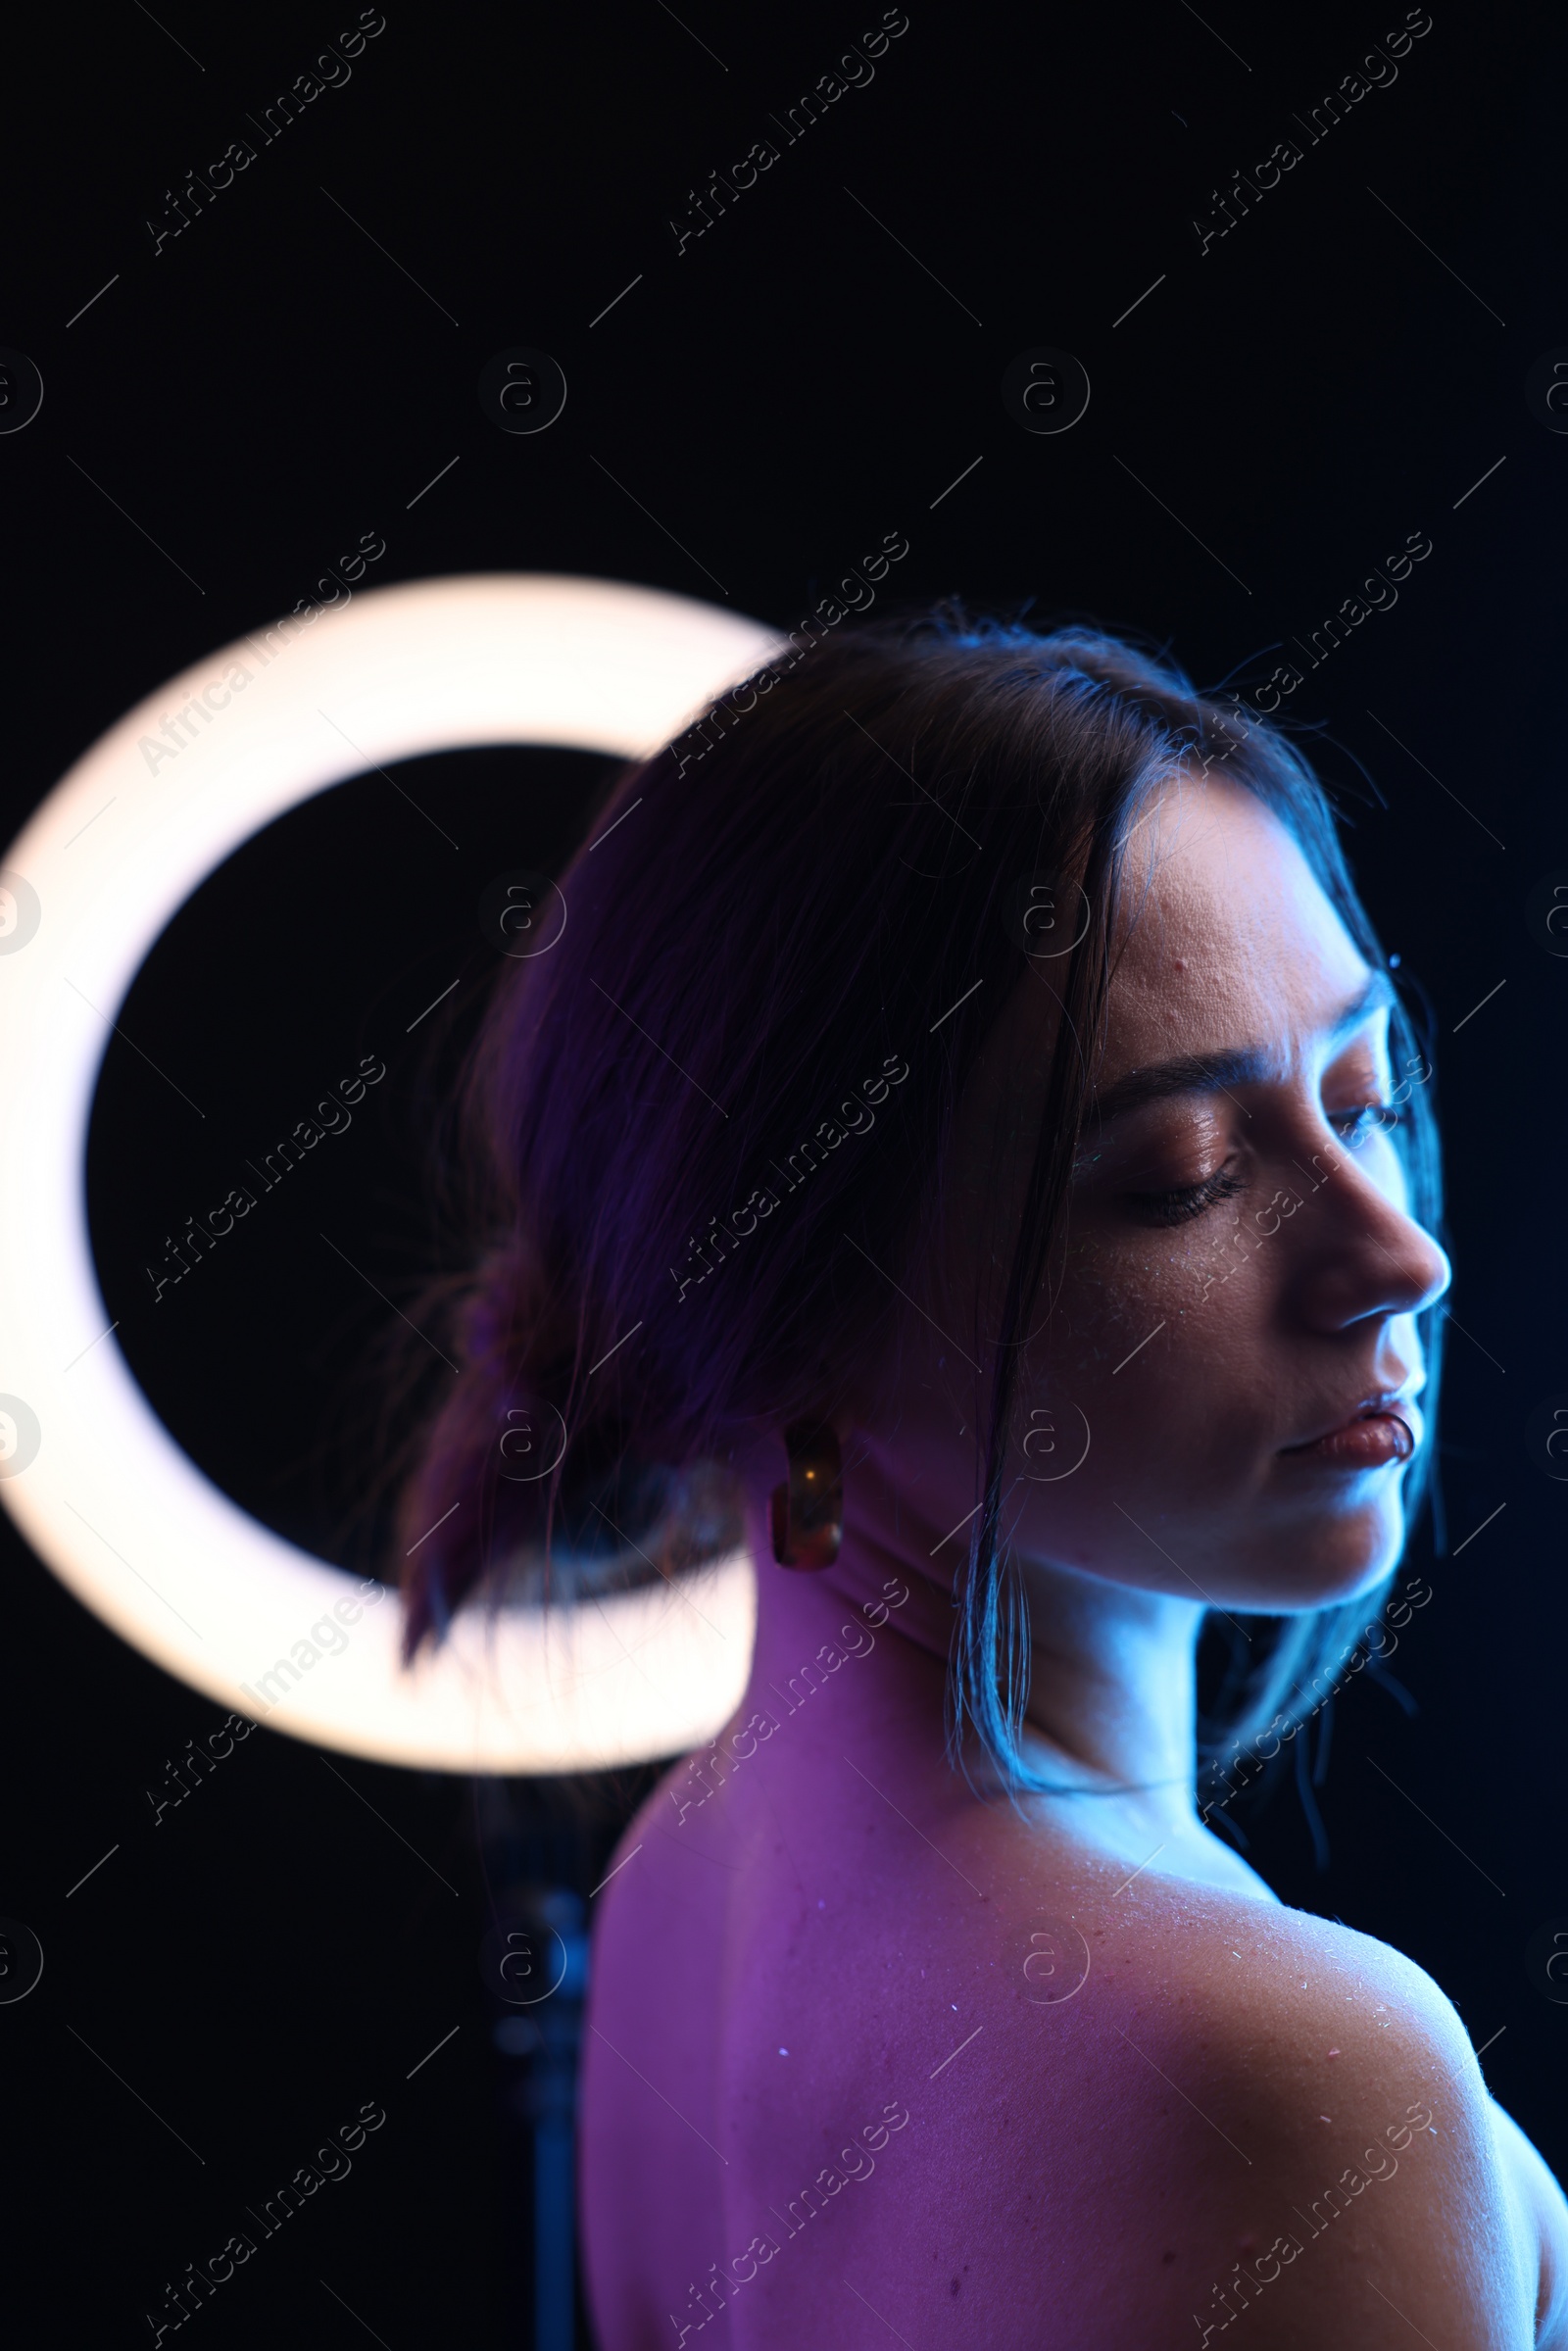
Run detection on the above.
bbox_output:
[1291,1141,1450,1334]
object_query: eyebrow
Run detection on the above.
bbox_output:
[1085,968,1396,1129]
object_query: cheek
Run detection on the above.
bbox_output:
[1007,1214,1414,1607]
[1035,1226,1281,1474]
[1049,1225,1222,1359]
[1059,1203,1284,1339]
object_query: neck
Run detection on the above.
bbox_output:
[1009,1554,1202,1807]
[741,1464,1207,1845]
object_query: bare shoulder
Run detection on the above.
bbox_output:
[1084,1881,1544,2348]
[1124,1877,1484,2078]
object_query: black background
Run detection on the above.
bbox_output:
[3,2,1565,2344]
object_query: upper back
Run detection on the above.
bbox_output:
[580,1715,1545,2350]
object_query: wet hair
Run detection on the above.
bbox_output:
[390,604,1445,1801]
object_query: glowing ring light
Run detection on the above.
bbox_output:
[0,575,784,1771]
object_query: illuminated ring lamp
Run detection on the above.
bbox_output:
[0,575,782,1772]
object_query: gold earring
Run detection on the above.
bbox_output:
[769,1418,843,1570]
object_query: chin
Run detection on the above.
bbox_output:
[1244,1481,1410,1615]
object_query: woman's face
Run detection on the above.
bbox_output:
[871,769,1450,1615]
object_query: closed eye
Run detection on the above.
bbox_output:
[1128,1166,1248,1227]
[1331,1101,1402,1146]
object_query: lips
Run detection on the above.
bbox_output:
[1280,1395,1419,1467]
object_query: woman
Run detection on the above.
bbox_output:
[397,611,1568,2346]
